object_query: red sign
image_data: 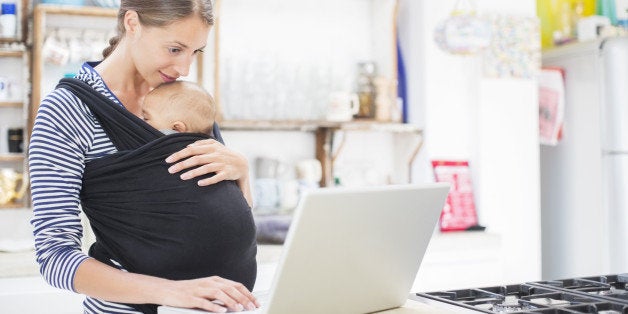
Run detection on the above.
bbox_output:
[431,160,479,232]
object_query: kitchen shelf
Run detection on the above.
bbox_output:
[0,0,31,209]
[212,0,404,186]
[0,50,23,58]
[220,119,422,133]
[31,4,118,126]
[0,102,22,108]
[220,120,326,132]
[220,119,423,186]
[212,0,399,122]
[0,154,24,162]
[33,4,117,16]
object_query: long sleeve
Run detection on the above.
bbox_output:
[28,88,112,291]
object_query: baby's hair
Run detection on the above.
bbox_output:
[151,81,216,135]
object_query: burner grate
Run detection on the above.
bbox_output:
[411,273,628,314]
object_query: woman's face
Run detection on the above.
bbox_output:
[131,15,210,88]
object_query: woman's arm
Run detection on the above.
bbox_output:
[165,139,254,207]
[29,94,96,292]
[74,259,259,312]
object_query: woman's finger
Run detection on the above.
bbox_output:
[189,138,219,146]
[165,140,220,164]
[192,297,228,313]
[197,171,226,186]
[179,163,223,181]
[213,278,259,310]
[199,288,242,312]
[196,279,254,312]
[168,153,218,174]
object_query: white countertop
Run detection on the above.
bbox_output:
[0,243,472,313]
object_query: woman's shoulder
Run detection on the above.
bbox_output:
[40,85,94,122]
[38,62,116,119]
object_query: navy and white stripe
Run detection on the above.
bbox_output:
[29,62,141,313]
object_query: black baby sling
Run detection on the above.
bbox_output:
[56,78,257,314]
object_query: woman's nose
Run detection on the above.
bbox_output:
[173,54,194,78]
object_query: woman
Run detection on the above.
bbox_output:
[28,1,259,313]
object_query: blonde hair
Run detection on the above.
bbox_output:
[149,81,216,134]
[103,0,214,58]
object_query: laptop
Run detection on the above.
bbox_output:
[158,183,450,314]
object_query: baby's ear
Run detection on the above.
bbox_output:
[172,121,187,133]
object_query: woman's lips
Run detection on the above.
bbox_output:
[160,72,177,83]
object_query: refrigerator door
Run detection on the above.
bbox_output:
[602,154,628,273]
[600,37,628,152]
[541,40,608,279]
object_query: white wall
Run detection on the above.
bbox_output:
[398,0,542,285]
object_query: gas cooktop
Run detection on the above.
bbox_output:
[411,274,628,313]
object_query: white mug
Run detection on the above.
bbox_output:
[295,159,322,183]
[326,92,359,122]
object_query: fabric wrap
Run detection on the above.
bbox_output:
[56,78,257,314]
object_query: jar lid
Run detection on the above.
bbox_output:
[1,3,16,15]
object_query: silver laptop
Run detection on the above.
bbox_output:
[158,183,450,314]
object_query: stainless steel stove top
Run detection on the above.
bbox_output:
[411,274,628,313]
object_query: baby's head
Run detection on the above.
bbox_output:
[142,81,216,135]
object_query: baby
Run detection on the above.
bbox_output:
[142,81,216,135]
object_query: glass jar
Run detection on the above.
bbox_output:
[355,61,376,119]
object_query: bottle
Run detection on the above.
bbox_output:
[373,76,392,122]
[616,0,628,29]
[0,2,17,39]
[355,62,376,119]
[597,0,618,25]
[8,128,23,153]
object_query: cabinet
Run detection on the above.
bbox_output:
[0,0,30,209]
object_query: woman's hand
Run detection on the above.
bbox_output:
[166,139,248,186]
[161,276,260,313]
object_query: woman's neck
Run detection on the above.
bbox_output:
[94,44,151,117]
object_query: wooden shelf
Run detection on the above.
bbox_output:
[0,101,23,108]
[329,120,423,133]
[221,120,329,132]
[34,4,117,17]
[0,50,24,58]
[0,153,25,162]
[220,120,422,134]
[220,120,423,187]
[0,38,22,44]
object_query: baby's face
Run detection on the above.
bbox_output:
[141,99,172,131]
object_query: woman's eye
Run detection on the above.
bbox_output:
[168,47,182,54]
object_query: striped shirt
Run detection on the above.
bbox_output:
[29,62,142,313]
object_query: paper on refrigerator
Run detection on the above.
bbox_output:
[538,67,565,146]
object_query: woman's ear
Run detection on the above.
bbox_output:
[124,10,141,34]
[172,121,188,133]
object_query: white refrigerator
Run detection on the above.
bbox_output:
[541,36,628,280]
